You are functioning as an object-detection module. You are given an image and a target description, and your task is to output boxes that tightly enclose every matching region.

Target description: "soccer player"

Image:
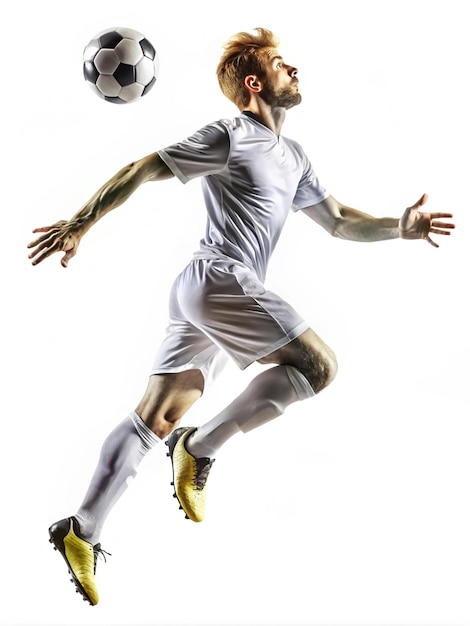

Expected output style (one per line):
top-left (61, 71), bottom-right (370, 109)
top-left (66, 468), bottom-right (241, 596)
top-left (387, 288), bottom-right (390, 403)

top-left (28, 28), bottom-right (454, 606)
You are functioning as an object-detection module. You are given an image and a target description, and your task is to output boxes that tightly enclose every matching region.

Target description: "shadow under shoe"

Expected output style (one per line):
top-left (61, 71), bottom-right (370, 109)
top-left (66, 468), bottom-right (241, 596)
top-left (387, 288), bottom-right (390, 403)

top-left (48, 516), bottom-right (109, 606)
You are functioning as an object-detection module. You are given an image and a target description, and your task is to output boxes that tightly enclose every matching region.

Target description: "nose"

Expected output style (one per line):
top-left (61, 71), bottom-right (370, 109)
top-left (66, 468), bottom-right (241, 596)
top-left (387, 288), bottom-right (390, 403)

top-left (289, 66), bottom-right (298, 78)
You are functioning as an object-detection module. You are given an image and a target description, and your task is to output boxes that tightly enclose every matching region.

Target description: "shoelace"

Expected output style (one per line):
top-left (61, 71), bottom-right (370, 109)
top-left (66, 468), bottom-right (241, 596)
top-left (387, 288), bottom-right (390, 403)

top-left (93, 544), bottom-right (112, 574)
top-left (193, 458), bottom-right (214, 490)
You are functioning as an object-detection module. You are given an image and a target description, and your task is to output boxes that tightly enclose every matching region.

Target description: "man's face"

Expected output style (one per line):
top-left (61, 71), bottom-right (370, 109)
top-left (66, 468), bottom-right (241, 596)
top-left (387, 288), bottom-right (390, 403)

top-left (260, 49), bottom-right (301, 109)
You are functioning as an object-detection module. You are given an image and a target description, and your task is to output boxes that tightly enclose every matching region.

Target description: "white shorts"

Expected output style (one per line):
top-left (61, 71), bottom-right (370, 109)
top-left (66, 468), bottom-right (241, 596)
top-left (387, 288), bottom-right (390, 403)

top-left (150, 259), bottom-right (309, 383)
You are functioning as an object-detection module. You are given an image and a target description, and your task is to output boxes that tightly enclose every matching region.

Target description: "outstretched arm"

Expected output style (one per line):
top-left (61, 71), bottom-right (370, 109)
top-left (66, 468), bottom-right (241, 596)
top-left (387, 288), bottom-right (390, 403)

top-left (302, 193), bottom-right (454, 247)
top-left (28, 152), bottom-right (174, 267)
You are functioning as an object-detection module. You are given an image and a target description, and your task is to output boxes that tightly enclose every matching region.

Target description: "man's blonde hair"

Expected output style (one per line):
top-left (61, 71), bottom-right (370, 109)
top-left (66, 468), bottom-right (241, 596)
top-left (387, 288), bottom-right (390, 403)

top-left (216, 28), bottom-right (280, 109)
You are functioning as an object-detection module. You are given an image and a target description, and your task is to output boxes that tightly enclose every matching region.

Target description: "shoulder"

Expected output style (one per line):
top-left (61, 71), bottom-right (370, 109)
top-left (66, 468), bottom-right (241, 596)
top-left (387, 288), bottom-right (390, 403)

top-left (282, 135), bottom-right (307, 155)
top-left (191, 115), bottom-right (255, 147)
top-left (207, 116), bottom-right (250, 136)
top-left (171, 119), bottom-right (231, 151)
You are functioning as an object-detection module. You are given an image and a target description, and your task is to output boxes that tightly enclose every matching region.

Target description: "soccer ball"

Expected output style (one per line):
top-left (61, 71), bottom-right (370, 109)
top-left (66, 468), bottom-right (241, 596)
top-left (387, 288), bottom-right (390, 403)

top-left (83, 27), bottom-right (158, 104)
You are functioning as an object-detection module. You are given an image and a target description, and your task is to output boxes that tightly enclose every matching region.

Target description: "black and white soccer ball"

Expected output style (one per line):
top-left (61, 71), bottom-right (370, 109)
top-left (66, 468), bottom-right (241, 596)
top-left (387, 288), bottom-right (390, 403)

top-left (83, 27), bottom-right (159, 104)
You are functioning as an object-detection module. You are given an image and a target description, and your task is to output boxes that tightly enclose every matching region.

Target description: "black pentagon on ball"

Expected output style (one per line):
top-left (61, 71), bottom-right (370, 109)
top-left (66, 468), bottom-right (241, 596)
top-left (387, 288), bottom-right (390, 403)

top-left (105, 95), bottom-right (127, 104)
top-left (99, 31), bottom-right (124, 49)
top-left (83, 38), bottom-right (100, 63)
top-left (140, 38), bottom-right (156, 60)
top-left (83, 60), bottom-right (100, 84)
top-left (114, 63), bottom-right (136, 87)
top-left (142, 76), bottom-right (156, 95)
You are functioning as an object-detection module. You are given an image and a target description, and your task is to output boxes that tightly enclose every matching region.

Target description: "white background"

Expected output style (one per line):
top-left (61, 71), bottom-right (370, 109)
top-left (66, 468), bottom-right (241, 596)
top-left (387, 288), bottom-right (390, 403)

top-left (2, 1), bottom-right (469, 625)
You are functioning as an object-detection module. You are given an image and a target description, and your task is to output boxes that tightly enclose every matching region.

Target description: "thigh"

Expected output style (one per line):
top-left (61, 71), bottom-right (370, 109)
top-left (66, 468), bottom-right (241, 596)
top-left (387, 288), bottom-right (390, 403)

top-left (259, 328), bottom-right (338, 391)
top-left (150, 315), bottom-right (227, 385)
top-left (150, 263), bottom-right (229, 385)
top-left (178, 260), bottom-right (310, 370)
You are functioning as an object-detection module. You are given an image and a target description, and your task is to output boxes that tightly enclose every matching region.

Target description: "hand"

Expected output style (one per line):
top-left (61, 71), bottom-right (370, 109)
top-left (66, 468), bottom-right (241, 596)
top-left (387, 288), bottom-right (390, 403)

top-left (27, 220), bottom-right (83, 267)
top-left (399, 193), bottom-right (454, 248)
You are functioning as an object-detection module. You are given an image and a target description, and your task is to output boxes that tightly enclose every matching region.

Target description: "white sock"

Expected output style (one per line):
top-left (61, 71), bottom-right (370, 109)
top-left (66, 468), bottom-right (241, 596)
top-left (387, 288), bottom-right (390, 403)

top-left (74, 411), bottom-right (159, 544)
top-left (187, 365), bottom-right (314, 459)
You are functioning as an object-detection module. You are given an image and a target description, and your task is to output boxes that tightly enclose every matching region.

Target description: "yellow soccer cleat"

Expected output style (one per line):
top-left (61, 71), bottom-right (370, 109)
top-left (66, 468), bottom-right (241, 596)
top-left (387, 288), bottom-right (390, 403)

top-left (48, 517), bottom-right (109, 606)
top-left (166, 427), bottom-right (215, 523)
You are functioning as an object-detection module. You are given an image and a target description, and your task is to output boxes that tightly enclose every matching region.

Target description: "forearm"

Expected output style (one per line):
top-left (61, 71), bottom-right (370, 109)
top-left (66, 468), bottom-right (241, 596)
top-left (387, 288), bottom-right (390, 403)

top-left (69, 152), bottom-right (171, 233)
top-left (333, 207), bottom-right (399, 242)
top-left (302, 196), bottom-right (400, 242)
top-left (28, 152), bottom-right (173, 268)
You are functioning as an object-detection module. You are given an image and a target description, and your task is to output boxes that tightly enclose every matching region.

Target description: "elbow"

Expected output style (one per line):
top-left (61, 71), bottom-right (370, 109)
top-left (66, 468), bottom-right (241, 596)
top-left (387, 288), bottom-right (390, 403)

top-left (331, 207), bottom-right (351, 239)
top-left (330, 219), bottom-right (345, 239)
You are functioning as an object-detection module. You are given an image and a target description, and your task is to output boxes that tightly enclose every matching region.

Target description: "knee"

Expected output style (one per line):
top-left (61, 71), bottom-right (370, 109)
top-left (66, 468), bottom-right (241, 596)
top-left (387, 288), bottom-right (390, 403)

top-left (135, 371), bottom-right (203, 438)
top-left (305, 347), bottom-right (338, 393)
top-left (324, 349), bottom-right (339, 388)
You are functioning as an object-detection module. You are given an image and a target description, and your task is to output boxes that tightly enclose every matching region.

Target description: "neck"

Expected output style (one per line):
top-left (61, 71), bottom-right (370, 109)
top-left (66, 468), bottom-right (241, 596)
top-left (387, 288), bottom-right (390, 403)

top-left (242, 102), bottom-right (286, 136)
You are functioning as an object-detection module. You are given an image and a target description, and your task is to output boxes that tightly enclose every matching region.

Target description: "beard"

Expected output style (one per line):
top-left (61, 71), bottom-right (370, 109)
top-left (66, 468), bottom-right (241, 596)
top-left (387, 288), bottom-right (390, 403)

top-left (260, 81), bottom-right (302, 109)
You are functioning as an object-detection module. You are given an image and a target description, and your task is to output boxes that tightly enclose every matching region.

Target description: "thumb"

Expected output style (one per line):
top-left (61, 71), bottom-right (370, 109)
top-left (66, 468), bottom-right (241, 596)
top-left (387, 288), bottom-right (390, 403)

top-left (414, 193), bottom-right (428, 209)
top-left (61, 248), bottom-right (76, 268)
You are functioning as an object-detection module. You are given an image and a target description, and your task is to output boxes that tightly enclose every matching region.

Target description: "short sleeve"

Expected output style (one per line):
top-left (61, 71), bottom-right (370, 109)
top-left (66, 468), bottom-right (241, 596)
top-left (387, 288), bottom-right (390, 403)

top-left (158, 121), bottom-right (230, 183)
top-left (292, 156), bottom-right (329, 211)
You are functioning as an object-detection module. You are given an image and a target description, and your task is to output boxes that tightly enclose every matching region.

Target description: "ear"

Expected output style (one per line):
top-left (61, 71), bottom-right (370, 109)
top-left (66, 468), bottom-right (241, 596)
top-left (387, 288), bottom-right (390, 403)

top-left (244, 74), bottom-right (262, 94)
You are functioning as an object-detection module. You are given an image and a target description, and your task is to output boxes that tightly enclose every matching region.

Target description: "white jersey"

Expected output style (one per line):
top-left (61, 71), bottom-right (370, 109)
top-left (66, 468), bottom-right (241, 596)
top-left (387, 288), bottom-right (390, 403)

top-left (159, 112), bottom-right (329, 281)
